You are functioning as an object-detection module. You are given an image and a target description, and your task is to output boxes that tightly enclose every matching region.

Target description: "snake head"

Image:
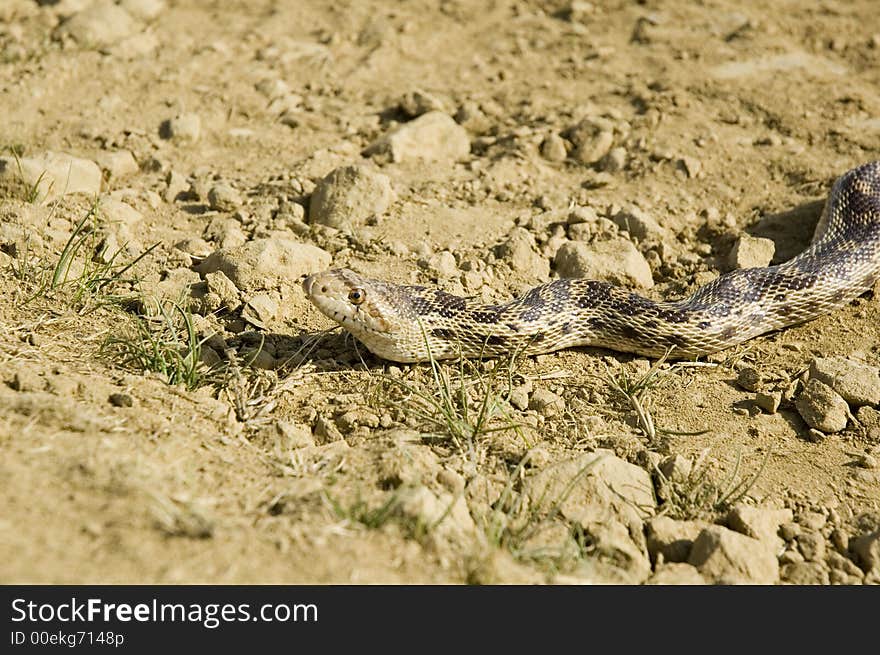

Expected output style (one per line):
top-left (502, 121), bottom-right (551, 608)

top-left (303, 268), bottom-right (423, 361)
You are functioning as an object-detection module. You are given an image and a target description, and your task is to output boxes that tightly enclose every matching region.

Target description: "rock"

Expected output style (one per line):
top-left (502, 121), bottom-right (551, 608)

top-left (174, 237), bottom-right (213, 259)
top-left (495, 228), bottom-right (550, 279)
top-left (540, 133), bottom-right (568, 162)
top-left (727, 505), bottom-right (792, 552)
top-left (795, 378), bottom-right (850, 433)
top-left (611, 206), bottom-right (666, 241)
top-left (728, 234), bottom-right (775, 269)
top-left (781, 561), bottom-right (830, 585)
top-left (309, 164), bottom-right (394, 229)
top-left (395, 486), bottom-right (476, 543)
top-left (756, 390), bottom-right (782, 413)
top-left (118, 0), bottom-right (166, 22)
top-left (468, 550), bottom-right (543, 585)
top-left (160, 113), bottom-right (201, 143)
top-left (268, 420), bottom-right (315, 449)
top-left (108, 392), bottom-right (133, 408)
top-left (851, 530), bottom-right (880, 572)
top-left (0, 151), bottom-right (102, 203)
top-left (645, 515), bottom-right (707, 563)
top-left (601, 147), bottom-right (628, 173)
top-left (399, 89), bottom-right (447, 118)
top-left (56, 1), bottom-right (138, 48)
top-left (528, 388), bottom-right (565, 417)
top-left (196, 238), bottom-right (331, 292)
top-left (204, 270), bottom-right (240, 310)
top-left (658, 454), bottom-right (692, 483)
top-left (827, 550), bottom-right (865, 582)
top-left (164, 169), bottom-right (189, 203)
top-left (796, 531), bottom-right (826, 562)
top-left (241, 293), bottom-right (278, 327)
top-left (207, 184), bottom-right (242, 212)
top-left (645, 563), bottom-right (707, 585)
top-left (524, 451), bottom-right (655, 582)
top-left (204, 216), bottom-right (247, 249)
top-left (688, 525), bottom-right (779, 584)
top-left (108, 31), bottom-right (158, 59)
top-left (509, 383), bottom-right (531, 411)
top-left (565, 118), bottom-right (614, 164)
top-left (735, 368), bottom-right (762, 393)
top-left (314, 415), bottom-right (344, 443)
top-left (808, 356), bottom-right (880, 407)
top-left (154, 267), bottom-right (200, 303)
top-left (99, 198), bottom-right (143, 226)
top-left (364, 111), bottom-right (470, 162)
top-left (678, 156), bottom-right (702, 179)
top-left (94, 150), bottom-right (139, 180)
top-left (425, 250), bottom-right (458, 278)
top-left (857, 405), bottom-right (880, 431)
top-left (554, 238), bottom-right (654, 288)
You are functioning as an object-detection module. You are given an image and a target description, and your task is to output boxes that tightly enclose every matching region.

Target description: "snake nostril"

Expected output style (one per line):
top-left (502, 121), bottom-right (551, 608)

top-left (321, 286), bottom-right (328, 293)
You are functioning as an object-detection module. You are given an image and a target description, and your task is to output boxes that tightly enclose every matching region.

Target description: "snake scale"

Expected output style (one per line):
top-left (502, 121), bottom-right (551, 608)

top-left (303, 161), bottom-right (880, 363)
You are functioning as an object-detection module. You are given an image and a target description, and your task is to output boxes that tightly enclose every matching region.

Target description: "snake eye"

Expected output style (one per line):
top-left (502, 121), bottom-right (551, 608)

top-left (348, 287), bottom-right (366, 305)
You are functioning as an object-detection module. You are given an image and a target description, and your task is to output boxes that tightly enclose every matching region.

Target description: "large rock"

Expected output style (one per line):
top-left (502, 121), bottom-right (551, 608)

top-left (196, 239), bottom-right (331, 292)
top-left (688, 525), bottom-right (779, 584)
top-left (851, 530), bottom-right (880, 573)
top-left (364, 111), bottom-right (470, 162)
top-left (726, 504), bottom-right (792, 553)
top-left (0, 151), bottom-right (102, 203)
top-left (795, 378), bottom-right (850, 434)
top-left (645, 515), bottom-right (708, 563)
top-left (524, 451), bottom-right (655, 582)
top-left (554, 237), bottom-right (654, 288)
top-left (809, 356), bottom-right (880, 407)
top-left (309, 164), bottom-right (394, 229)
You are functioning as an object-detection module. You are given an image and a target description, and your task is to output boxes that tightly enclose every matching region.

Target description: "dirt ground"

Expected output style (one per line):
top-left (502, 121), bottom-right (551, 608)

top-left (1, 0), bottom-right (879, 584)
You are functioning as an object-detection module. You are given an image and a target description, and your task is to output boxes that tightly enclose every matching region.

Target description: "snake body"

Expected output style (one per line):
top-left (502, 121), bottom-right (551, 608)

top-left (303, 161), bottom-right (880, 363)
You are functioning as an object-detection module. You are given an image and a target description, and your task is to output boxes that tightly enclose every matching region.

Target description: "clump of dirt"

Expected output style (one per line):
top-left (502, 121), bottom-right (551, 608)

top-left (1, 0), bottom-right (879, 584)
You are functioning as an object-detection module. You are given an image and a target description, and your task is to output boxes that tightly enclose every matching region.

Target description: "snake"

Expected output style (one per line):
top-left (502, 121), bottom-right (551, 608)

top-left (303, 161), bottom-right (880, 363)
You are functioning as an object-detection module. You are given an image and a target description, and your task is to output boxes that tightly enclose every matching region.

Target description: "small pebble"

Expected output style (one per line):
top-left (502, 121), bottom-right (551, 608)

top-left (108, 392), bottom-right (133, 407)
top-left (540, 134), bottom-right (568, 162)
top-left (736, 366), bottom-right (763, 392)
top-left (160, 113), bottom-right (201, 142)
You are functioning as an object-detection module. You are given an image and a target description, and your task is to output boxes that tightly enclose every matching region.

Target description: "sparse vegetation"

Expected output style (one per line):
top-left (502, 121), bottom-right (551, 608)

top-left (653, 448), bottom-right (771, 520)
top-left (102, 299), bottom-right (209, 390)
top-left (369, 334), bottom-right (526, 459)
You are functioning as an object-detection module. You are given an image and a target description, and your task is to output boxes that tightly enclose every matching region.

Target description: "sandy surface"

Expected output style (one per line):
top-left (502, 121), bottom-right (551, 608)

top-left (1, 0), bottom-right (878, 584)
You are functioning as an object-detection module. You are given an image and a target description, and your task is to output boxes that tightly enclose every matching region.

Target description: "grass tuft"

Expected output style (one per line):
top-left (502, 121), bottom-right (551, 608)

top-left (370, 331), bottom-right (526, 459)
top-left (653, 447), bottom-right (770, 520)
top-left (102, 299), bottom-right (210, 390)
